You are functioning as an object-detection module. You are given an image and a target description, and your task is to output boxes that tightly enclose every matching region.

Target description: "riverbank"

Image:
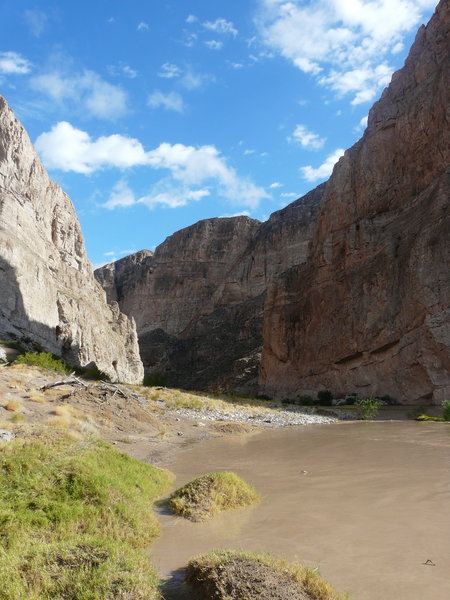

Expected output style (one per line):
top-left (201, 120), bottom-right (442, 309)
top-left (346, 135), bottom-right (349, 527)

top-left (0, 363), bottom-right (337, 466)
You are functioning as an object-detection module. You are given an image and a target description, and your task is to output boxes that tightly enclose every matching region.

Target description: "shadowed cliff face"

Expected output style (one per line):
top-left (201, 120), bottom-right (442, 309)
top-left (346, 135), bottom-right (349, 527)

top-left (0, 96), bottom-right (144, 383)
top-left (261, 0), bottom-right (450, 404)
top-left (96, 0), bottom-right (449, 402)
top-left (96, 192), bottom-right (323, 393)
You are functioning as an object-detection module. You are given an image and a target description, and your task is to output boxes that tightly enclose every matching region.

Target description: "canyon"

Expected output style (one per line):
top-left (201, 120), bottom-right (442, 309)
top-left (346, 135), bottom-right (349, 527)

top-left (96, 0), bottom-right (449, 404)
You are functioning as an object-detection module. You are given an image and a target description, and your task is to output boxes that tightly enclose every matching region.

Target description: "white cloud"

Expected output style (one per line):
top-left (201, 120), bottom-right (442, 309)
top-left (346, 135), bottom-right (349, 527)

top-left (203, 18), bottom-right (238, 37)
top-left (30, 70), bottom-right (127, 119)
top-left (280, 192), bottom-right (298, 198)
top-left (355, 115), bottom-right (368, 131)
top-left (300, 148), bottom-right (345, 182)
top-left (269, 182), bottom-right (282, 188)
top-left (108, 63), bottom-right (138, 79)
top-left (244, 149), bottom-right (255, 155)
top-left (0, 51), bottom-right (32, 74)
top-left (147, 90), bottom-right (184, 112)
top-left (181, 69), bottom-right (214, 90)
top-left (230, 62), bottom-right (244, 69)
top-left (137, 22), bottom-right (149, 31)
top-left (186, 14), bottom-right (198, 24)
top-left (290, 124), bottom-right (325, 150)
top-left (35, 122), bottom-right (148, 174)
top-left (204, 40), bottom-right (224, 50)
top-left (256, 0), bottom-right (435, 103)
top-left (158, 63), bottom-right (182, 78)
top-left (24, 9), bottom-right (48, 37)
top-left (35, 122), bottom-right (269, 209)
top-left (219, 211), bottom-right (252, 217)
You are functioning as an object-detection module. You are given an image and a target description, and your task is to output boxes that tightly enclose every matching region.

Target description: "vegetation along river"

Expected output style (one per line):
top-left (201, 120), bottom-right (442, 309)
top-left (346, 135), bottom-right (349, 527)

top-left (151, 421), bottom-right (450, 600)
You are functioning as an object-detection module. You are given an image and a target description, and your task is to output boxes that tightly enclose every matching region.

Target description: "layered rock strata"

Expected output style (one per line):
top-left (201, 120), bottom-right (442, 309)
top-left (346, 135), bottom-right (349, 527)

top-left (0, 96), bottom-right (143, 383)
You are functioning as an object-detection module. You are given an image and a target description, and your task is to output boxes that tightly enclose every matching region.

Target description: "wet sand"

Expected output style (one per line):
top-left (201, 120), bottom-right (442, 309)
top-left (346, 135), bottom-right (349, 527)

top-left (151, 421), bottom-right (450, 600)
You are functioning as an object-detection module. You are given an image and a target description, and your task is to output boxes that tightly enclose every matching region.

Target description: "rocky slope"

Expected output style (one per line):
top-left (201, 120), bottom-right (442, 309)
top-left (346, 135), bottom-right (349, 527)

top-left (0, 96), bottom-right (143, 383)
top-left (97, 0), bottom-right (449, 402)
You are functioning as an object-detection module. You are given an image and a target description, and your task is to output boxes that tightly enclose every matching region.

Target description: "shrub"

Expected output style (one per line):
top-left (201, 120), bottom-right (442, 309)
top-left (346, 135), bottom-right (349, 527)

top-left (169, 472), bottom-right (260, 522)
top-left (317, 390), bottom-right (333, 405)
top-left (15, 352), bottom-right (69, 374)
top-left (255, 394), bottom-right (271, 401)
top-left (442, 400), bottom-right (450, 421)
top-left (143, 373), bottom-right (167, 387)
top-left (297, 394), bottom-right (315, 406)
top-left (356, 397), bottom-right (383, 420)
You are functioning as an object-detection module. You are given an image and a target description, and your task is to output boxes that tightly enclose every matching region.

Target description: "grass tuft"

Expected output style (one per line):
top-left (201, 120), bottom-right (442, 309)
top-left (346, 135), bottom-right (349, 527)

top-left (169, 471), bottom-right (260, 522)
top-left (186, 550), bottom-right (348, 600)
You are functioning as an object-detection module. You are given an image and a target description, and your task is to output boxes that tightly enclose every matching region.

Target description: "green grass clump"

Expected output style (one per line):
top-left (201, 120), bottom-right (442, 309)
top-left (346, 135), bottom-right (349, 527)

top-left (0, 431), bottom-right (171, 599)
top-left (415, 414), bottom-right (446, 422)
top-left (169, 472), bottom-right (260, 522)
top-left (355, 397), bottom-right (383, 419)
top-left (186, 549), bottom-right (348, 600)
top-left (15, 352), bottom-right (69, 374)
top-left (442, 400), bottom-right (450, 421)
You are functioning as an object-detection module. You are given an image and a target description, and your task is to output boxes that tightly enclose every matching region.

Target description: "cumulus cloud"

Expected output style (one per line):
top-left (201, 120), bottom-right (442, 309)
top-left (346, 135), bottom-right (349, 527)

top-left (256, 0), bottom-right (435, 103)
top-left (157, 63), bottom-right (182, 78)
top-left (30, 70), bottom-right (127, 119)
top-left (186, 14), bottom-right (198, 24)
top-left (0, 51), bottom-right (32, 74)
top-left (269, 182), bottom-right (283, 188)
top-left (35, 122), bottom-right (148, 174)
top-left (181, 69), bottom-right (214, 90)
top-left (137, 22), bottom-right (149, 31)
top-left (35, 122), bottom-right (269, 209)
top-left (300, 148), bottom-right (345, 182)
top-left (290, 124), bottom-right (325, 150)
top-left (147, 90), bottom-right (184, 112)
top-left (203, 17), bottom-right (238, 37)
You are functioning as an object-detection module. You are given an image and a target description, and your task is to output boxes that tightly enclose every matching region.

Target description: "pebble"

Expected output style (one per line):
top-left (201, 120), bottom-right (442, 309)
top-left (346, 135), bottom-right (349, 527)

top-left (169, 406), bottom-right (336, 427)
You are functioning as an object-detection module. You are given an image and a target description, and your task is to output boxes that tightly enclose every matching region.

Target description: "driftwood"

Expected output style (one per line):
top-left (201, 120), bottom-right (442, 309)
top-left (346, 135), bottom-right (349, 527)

top-left (39, 374), bottom-right (89, 391)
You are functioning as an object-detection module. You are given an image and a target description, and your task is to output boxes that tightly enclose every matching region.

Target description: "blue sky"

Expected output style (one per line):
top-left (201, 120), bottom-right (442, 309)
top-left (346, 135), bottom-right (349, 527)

top-left (0, 0), bottom-right (436, 267)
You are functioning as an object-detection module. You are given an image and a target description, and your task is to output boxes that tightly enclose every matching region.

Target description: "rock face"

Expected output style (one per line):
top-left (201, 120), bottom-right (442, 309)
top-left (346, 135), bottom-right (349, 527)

top-left (261, 0), bottom-right (450, 404)
top-left (96, 0), bottom-right (449, 402)
top-left (0, 96), bottom-right (143, 383)
top-left (96, 191), bottom-right (322, 392)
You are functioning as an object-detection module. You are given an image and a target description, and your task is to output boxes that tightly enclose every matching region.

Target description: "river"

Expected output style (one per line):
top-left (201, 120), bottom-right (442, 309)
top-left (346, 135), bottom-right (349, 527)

top-left (151, 421), bottom-right (450, 599)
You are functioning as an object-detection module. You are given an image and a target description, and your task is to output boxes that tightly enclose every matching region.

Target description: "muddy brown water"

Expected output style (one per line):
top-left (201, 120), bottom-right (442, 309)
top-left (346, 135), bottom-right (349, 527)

top-left (151, 422), bottom-right (450, 600)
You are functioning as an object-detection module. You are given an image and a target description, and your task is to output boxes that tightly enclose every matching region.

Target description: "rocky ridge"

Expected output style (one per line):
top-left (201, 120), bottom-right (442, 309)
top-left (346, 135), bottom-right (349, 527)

top-left (96, 1), bottom-right (449, 403)
top-left (0, 96), bottom-right (143, 383)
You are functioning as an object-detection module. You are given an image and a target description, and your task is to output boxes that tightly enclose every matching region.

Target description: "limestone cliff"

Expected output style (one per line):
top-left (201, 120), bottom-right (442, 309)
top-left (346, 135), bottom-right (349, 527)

top-left (0, 96), bottom-right (143, 383)
top-left (261, 0), bottom-right (449, 404)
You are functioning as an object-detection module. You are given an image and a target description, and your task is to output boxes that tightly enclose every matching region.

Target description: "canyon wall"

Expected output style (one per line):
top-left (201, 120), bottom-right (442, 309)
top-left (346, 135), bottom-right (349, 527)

top-left (0, 96), bottom-right (143, 383)
top-left (95, 189), bottom-right (322, 392)
top-left (261, 0), bottom-right (449, 403)
top-left (97, 0), bottom-right (449, 402)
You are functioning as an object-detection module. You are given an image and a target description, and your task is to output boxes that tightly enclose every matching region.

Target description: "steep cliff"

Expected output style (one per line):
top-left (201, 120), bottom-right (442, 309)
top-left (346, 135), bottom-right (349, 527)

top-left (261, 0), bottom-right (449, 404)
top-left (0, 96), bottom-right (144, 383)
top-left (96, 191), bottom-right (322, 391)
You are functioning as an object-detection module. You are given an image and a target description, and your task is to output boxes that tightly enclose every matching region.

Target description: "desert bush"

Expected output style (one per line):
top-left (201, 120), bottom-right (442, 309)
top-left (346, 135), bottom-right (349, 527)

top-left (356, 397), bottom-right (383, 420)
top-left (297, 394), bottom-right (315, 405)
top-left (15, 352), bottom-right (69, 374)
top-left (317, 390), bottom-right (333, 405)
top-left (441, 400), bottom-right (450, 421)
